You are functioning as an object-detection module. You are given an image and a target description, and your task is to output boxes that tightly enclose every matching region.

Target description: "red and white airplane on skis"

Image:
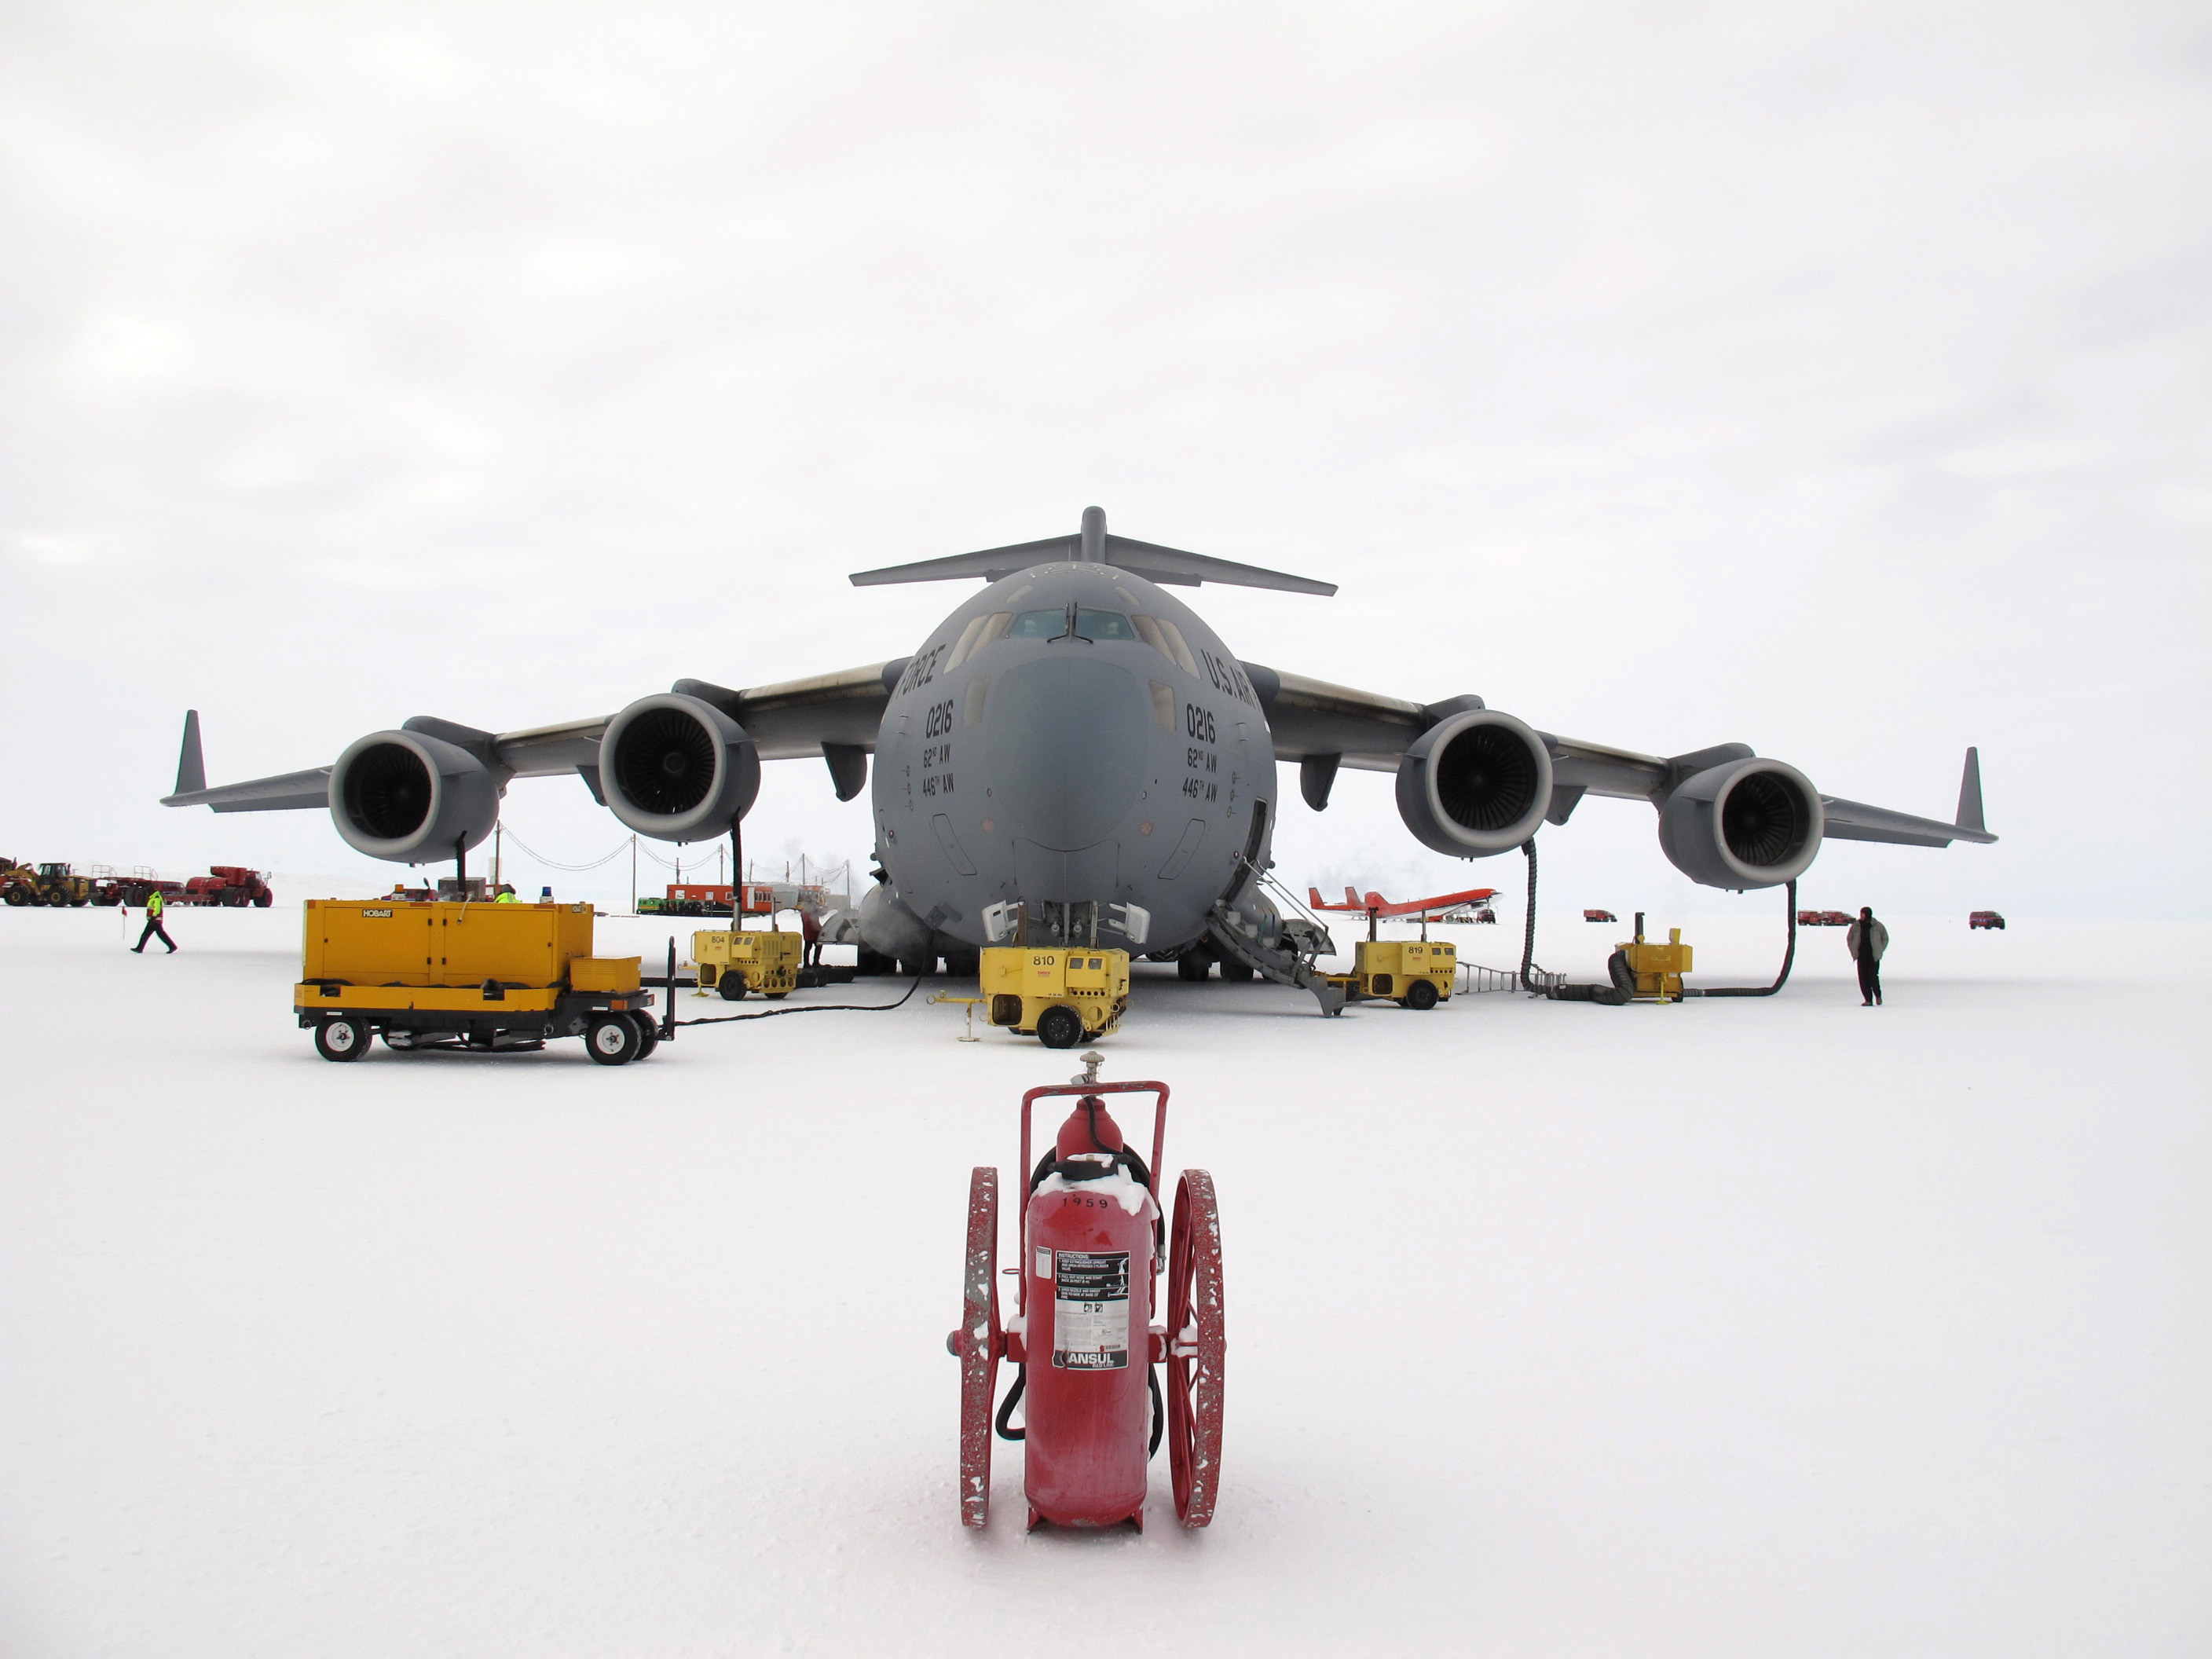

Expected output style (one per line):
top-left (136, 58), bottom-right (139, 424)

top-left (1307, 884), bottom-right (1498, 920)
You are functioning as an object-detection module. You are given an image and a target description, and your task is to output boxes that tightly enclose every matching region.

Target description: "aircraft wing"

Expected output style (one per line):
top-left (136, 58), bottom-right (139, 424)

top-left (163, 660), bottom-right (903, 814)
top-left (1243, 659), bottom-right (1996, 848)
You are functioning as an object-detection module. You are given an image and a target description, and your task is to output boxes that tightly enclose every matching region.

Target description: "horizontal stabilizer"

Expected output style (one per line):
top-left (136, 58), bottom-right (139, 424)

top-left (850, 507), bottom-right (1335, 596)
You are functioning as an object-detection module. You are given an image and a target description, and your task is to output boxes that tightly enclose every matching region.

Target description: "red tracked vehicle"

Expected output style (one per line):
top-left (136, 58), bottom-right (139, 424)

top-left (950, 1058), bottom-right (1225, 1532)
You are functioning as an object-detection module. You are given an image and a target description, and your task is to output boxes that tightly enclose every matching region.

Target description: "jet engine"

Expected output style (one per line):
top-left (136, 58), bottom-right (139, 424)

top-left (330, 730), bottom-right (500, 863)
top-left (599, 692), bottom-right (760, 842)
top-left (1394, 709), bottom-right (1554, 858)
top-left (1658, 756), bottom-right (1824, 889)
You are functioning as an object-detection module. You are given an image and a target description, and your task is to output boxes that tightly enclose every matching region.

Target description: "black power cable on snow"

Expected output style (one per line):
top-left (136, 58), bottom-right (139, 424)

top-left (674, 972), bottom-right (927, 1025)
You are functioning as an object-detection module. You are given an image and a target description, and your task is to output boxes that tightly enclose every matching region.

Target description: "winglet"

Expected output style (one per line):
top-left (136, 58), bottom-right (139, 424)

top-left (1956, 747), bottom-right (1985, 833)
top-left (175, 710), bottom-right (207, 797)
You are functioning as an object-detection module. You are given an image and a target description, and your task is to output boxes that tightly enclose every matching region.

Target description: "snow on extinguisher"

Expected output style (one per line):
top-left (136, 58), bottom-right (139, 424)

top-left (948, 1052), bottom-right (1225, 1530)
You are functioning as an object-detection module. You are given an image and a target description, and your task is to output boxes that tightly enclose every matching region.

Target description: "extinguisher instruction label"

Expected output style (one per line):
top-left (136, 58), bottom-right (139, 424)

top-left (1050, 1249), bottom-right (1130, 1371)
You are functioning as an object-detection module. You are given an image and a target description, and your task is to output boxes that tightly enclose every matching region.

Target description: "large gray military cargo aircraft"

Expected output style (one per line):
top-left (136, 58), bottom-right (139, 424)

top-left (165, 507), bottom-right (1993, 1005)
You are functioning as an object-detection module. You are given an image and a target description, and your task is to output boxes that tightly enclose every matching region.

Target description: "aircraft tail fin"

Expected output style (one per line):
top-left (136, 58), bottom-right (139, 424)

top-left (175, 710), bottom-right (206, 797)
top-left (1956, 747), bottom-right (1985, 833)
top-left (1344, 885), bottom-right (1361, 907)
top-left (849, 507), bottom-right (1336, 596)
top-left (1307, 886), bottom-right (1328, 908)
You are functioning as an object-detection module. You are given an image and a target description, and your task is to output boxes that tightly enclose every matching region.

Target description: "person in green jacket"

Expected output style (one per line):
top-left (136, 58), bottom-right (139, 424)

top-left (133, 888), bottom-right (178, 954)
top-left (494, 884), bottom-right (518, 903)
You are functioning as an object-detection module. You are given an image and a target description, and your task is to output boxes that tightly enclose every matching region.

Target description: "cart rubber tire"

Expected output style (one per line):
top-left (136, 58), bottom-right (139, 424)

top-left (629, 1013), bottom-right (660, 1059)
top-left (1035, 1004), bottom-right (1084, 1049)
top-left (719, 973), bottom-right (749, 1002)
top-left (955, 1166), bottom-right (1001, 1528)
top-left (586, 1013), bottom-right (640, 1065)
top-left (763, 991), bottom-right (789, 1001)
top-left (1405, 978), bottom-right (1440, 1011)
top-left (1166, 1169), bottom-right (1225, 1529)
top-left (316, 1017), bottom-right (369, 1062)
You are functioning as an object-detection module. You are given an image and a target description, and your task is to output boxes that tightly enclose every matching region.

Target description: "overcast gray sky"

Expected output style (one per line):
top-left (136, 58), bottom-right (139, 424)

top-left (3, 0), bottom-right (2204, 917)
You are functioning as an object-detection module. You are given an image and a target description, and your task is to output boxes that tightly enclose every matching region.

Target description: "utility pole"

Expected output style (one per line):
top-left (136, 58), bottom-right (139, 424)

top-left (492, 822), bottom-right (503, 892)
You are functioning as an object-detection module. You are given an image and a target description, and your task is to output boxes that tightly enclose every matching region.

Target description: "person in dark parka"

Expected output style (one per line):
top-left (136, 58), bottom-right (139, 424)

top-left (1846, 906), bottom-right (1888, 1005)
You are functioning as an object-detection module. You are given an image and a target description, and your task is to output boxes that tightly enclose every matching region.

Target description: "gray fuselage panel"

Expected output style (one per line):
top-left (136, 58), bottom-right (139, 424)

top-left (870, 562), bottom-right (1273, 953)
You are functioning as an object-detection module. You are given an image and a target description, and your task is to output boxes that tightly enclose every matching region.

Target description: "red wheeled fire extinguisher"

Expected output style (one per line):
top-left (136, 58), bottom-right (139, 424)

top-left (950, 1057), bottom-right (1225, 1530)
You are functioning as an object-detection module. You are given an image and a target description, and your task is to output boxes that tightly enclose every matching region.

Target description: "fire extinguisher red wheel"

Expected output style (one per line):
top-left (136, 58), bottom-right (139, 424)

top-left (1166, 1168), bottom-right (1225, 1529)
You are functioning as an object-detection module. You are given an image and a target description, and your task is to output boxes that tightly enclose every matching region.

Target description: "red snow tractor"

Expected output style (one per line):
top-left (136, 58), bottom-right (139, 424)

top-left (950, 1059), bottom-right (1225, 1532)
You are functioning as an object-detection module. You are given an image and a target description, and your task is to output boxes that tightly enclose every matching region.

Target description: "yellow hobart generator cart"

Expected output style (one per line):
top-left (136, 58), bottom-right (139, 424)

top-left (1324, 937), bottom-right (1456, 1010)
top-left (691, 926), bottom-right (803, 1001)
top-left (980, 947), bottom-right (1130, 1048)
top-left (296, 899), bottom-right (658, 1064)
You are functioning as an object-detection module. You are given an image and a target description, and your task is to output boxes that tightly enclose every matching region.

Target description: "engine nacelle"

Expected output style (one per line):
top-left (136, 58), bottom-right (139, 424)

top-left (1658, 757), bottom-right (1824, 889)
top-left (330, 731), bottom-right (500, 863)
top-left (1394, 709), bottom-right (1554, 858)
top-left (599, 693), bottom-right (760, 843)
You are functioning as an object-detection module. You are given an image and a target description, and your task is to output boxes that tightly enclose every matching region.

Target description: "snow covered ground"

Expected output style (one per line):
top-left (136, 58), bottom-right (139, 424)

top-left (2, 905), bottom-right (2206, 1657)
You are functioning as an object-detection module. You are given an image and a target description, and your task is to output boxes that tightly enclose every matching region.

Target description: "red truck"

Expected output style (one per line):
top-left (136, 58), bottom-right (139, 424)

top-left (174, 866), bottom-right (274, 907)
top-left (1968, 910), bottom-right (2006, 930)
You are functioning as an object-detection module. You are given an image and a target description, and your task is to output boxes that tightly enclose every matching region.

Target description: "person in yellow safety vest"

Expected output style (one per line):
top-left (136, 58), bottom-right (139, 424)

top-left (133, 888), bottom-right (178, 954)
top-left (494, 884), bottom-right (518, 903)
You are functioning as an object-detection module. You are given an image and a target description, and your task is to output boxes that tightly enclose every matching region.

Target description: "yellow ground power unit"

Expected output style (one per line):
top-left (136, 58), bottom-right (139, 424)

top-left (980, 946), bottom-right (1130, 1048)
top-left (295, 899), bottom-right (657, 1065)
top-left (1324, 937), bottom-right (1456, 1010)
top-left (1619, 926), bottom-right (1693, 1002)
top-left (691, 927), bottom-right (804, 1001)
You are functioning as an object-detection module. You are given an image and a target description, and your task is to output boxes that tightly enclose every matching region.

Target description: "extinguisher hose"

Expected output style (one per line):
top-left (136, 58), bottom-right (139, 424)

top-left (993, 1364), bottom-right (1166, 1457)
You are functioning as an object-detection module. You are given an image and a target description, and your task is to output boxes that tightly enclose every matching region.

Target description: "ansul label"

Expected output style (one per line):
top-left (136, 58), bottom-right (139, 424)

top-left (1050, 1249), bottom-right (1130, 1371)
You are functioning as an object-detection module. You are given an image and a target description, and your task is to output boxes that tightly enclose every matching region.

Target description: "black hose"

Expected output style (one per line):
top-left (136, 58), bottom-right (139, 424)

top-left (1518, 838), bottom-right (1540, 991)
top-left (675, 972), bottom-right (925, 1026)
top-left (1686, 878), bottom-right (1798, 997)
top-left (1149, 1365), bottom-right (1164, 1458)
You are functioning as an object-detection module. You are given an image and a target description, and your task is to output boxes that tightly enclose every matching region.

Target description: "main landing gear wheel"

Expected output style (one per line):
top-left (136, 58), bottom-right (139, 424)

top-left (954, 1166), bottom-right (1001, 1528)
top-left (1166, 1169), bottom-right (1225, 1528)
top-left (1035, 1005), bottom-right (1085, 1049)
top-left (1217, 957), bottom-right (1254, 984)
top-left (1177, 950), bottom-right (1210, 982)
top-left (586, 1013), bottom-right (639, 1064)
top-left (315, 1016), bottom-right (368, 1062)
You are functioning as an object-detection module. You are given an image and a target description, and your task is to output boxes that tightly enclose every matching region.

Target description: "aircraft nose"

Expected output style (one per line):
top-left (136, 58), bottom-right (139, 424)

top-left (987, 656), bottom-right (1149, 850)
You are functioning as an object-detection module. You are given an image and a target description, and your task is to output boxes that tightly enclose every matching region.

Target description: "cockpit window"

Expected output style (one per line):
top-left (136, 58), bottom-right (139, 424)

top-left (1075, 609), bottom-right (1137, 641)
top-left (1005, 606), bottom-right (1141, 643)
top-left (1135, 614), bottom-right (1199, 675)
